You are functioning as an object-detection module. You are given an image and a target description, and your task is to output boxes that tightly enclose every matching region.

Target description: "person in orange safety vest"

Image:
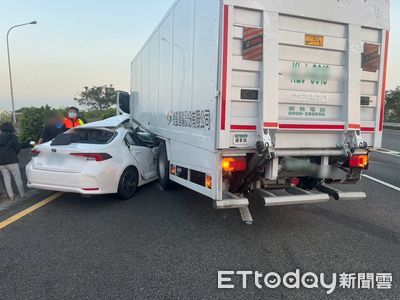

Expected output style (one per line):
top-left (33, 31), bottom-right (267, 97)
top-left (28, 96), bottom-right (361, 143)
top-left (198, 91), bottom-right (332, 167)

top-left (64, 107), bottom-right (84, 129)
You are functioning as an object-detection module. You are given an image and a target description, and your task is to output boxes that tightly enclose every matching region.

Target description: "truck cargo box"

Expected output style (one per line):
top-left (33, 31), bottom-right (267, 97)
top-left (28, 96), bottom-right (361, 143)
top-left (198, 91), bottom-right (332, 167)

top-left (131, 0), bottom-right (389, 151)
top-left (126, 0), bottom-right (390, 211)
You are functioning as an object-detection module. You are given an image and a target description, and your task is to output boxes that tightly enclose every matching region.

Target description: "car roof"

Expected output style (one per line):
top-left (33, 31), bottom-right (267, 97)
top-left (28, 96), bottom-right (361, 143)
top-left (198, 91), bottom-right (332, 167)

top-left (79, 114), bottom-right (131, 129)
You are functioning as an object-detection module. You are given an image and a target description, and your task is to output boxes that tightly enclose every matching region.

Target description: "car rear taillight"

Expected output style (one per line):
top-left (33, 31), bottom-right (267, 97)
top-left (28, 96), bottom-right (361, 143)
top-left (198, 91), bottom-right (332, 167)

top-left (70, 153), bottom-right (112, 161)
top-left (349, 155), bottom-right (369, 169)
top-left (222, 157), bottom-right (247, 172)
top-left (31, 149), bottom-right (40, 157)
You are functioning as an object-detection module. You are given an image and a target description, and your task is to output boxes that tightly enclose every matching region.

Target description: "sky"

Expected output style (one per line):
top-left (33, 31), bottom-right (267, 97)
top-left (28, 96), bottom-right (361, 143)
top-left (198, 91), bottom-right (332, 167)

top-left (0, 0), bottom-right (399, 111)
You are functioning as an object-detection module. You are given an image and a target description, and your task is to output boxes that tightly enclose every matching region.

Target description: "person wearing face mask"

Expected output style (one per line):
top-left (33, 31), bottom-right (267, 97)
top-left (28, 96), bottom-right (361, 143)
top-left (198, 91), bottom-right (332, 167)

top-left (38, 113), bottom-right (67, 144)
top-left (63, 107), bottom-right (84, 129)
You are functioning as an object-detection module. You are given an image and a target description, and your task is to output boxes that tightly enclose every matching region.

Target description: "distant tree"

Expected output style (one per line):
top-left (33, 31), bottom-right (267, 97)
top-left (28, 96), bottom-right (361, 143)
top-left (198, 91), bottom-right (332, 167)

top-left (101, 108), bottom-right (117, 120)
top-left (80, 108), bottom-right (116, 123)
top-left (19, 105), bottom-right (53, 142)
top-left (0, 111), bottom-right (12, 124)
top-left (15, 107), bottom-right (34, 114)
top-left (74, 85), bottom-right (117, 111)
top-left (385, 86), bottom-right (400, 123)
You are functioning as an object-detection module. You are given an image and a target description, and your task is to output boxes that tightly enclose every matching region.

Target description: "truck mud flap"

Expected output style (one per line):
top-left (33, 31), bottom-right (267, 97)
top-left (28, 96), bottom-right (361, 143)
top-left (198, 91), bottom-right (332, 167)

top-left (317, 184), bottom-right (367, 201)
top-left (254, 187), bottom-right (330, 207)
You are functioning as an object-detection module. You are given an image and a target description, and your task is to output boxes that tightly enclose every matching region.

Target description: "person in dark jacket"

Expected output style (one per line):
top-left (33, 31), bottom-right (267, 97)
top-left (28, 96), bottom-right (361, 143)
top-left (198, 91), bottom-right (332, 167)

top-left (38, 113), bottom-right (67, 144)
top-left (0, 122), bottom-right (25, 200)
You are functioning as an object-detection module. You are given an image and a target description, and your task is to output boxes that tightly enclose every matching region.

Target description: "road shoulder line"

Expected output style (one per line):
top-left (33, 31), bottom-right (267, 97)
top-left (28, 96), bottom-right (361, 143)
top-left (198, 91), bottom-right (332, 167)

top-left (0, 192), bottom-right (63, 230)
top-left (374, 148), bottom-right (400, 157)
top-left (363, 174), bottom-right (400, 193)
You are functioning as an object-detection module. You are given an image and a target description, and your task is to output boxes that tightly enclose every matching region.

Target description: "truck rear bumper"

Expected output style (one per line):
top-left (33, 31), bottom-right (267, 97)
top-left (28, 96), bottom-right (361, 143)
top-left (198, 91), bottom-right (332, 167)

top-left (215, 184), bottom-right (367, 211)
top-left (317, 184), bottom-right (367, 201)
top-left (254, 187), bottom-right (329, 206)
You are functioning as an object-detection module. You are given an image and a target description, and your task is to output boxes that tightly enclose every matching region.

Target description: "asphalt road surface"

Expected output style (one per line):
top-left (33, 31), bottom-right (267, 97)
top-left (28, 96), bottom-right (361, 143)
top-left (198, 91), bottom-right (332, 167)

top-left (1, 131), bottom-right (400, 299)
top-left (382, 129), bottom-right (400, 152)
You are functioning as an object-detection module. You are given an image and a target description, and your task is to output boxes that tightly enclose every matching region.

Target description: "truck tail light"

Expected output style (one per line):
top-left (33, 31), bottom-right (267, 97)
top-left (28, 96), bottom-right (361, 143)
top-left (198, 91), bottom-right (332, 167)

top-left (222, 157), bottom-right (247, 172)
top-left (291, 178), bottom-right (300, 186)
top-left (70, 153), bottom-right (112, 162)
top-left (31, 149), bottom-right (40, 157)
top-left (170, 165), bottom-right (177, 175)
top-left (349, 155), bottom-right (369, 168)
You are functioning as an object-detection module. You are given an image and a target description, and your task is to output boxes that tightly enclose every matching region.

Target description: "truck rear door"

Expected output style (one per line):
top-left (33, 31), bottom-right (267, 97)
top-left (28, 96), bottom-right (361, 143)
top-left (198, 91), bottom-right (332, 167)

top-left (218, 4), bottom-right (388, 150)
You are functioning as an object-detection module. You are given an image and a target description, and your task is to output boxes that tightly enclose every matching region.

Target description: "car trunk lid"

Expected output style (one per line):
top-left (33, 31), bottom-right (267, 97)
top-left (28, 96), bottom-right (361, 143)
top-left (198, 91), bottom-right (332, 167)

top-left (32, 144), bottom-right (98, 173)
top-left (31, 127), bottom-right (117, 173)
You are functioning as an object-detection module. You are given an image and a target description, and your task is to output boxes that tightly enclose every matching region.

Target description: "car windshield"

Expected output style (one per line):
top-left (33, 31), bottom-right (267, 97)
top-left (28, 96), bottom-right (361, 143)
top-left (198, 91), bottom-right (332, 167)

top-left (131, 119), bottom-right (155, 136)
top-left (51, 128), bottom-right (117, 146)
top-left (130, 119), bottom-right (157, 141)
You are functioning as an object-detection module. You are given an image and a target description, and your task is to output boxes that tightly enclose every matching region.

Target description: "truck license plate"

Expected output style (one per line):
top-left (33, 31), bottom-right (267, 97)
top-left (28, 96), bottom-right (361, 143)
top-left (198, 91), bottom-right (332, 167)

top-left (234, 134), bottom-right (248, 145)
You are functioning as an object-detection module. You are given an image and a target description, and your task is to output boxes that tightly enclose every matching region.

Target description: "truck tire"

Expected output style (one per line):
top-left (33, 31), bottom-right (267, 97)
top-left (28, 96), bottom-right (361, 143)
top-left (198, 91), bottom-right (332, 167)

top-left (116, 167), bottom-right (138, 200)
top-left (158, 143), bottom-right (172, 189)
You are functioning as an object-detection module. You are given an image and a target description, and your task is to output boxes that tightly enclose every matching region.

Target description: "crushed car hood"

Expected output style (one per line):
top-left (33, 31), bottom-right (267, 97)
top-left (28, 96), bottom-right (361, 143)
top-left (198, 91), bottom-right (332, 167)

top-left (80, 114), bottom-right (131, 129)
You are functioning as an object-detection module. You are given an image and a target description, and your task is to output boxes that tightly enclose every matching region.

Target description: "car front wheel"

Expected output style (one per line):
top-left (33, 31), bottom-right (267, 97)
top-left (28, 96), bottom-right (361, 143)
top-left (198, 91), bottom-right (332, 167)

top-left (117, 167), bottom-right (138, 200)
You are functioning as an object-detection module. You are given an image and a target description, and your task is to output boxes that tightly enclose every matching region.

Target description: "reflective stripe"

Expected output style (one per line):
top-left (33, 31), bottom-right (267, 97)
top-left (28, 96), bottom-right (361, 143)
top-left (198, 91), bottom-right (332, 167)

top-left (64, 118), bottom-right (84, 128)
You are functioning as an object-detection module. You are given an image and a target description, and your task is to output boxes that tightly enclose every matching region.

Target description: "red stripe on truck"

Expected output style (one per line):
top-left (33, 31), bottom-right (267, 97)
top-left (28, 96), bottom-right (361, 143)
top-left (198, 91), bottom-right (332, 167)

top-left (279, 124), bottom-right (345, 130)
top-left (221, 5), bottom-right (229, 131)
top-left (230, 125), bottom-right (257, 131)
top-left (264, 122), bottom-right (279, 128)
top-left (348, 124), bottom-right (361, 129)
top-left (379, 31), bottom-right (390, 132)
top-left (361, 127), bottom-right (375, 132)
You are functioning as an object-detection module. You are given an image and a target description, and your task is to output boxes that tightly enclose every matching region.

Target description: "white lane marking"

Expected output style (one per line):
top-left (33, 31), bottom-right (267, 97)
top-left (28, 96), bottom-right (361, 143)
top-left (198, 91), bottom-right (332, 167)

top-left (374, 148), bottom-right (400, 157)
top-left (363, 174), bottom-right (400, 192)
top-left (371, 161), bottom-right (400, 170)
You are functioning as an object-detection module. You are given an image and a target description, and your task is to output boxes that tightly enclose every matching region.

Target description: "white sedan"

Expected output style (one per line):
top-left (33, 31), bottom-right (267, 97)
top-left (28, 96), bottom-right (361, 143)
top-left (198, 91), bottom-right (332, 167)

top-left (26, 115), bottom-right (159, 199)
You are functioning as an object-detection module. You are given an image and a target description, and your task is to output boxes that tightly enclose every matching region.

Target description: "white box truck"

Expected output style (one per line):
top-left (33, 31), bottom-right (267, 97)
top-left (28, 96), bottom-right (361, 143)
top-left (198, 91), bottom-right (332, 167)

top-left (118, 0), bottom-right (390, 222)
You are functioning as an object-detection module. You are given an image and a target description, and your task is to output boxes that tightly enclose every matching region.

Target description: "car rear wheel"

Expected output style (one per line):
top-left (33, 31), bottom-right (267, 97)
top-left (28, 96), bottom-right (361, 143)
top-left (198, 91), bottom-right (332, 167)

top-left (158, 143), bottom-right (172, 190)
top-left (117, 167), bottom-right (139, 200)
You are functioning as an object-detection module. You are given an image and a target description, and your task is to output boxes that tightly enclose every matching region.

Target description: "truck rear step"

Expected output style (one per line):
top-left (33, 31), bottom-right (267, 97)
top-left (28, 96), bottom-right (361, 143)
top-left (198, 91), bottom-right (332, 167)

top-left (254, 187), bottom-right (329, 207)
top-left (215, 192), bottom-right (253, 225)
top-left (317, 184), bottom-right (367, 201)
top-left (217, 186), bottom-right (366, 225)
top-left (216, 184), bottom-right (366, 209)
top-left (214, 191), bottom-right (249, 209)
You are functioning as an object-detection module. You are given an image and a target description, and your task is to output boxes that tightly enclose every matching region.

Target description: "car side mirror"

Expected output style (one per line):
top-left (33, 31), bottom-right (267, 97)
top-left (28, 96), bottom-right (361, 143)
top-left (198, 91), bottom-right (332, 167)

top-left (117, 91), bottom-right (131, 115)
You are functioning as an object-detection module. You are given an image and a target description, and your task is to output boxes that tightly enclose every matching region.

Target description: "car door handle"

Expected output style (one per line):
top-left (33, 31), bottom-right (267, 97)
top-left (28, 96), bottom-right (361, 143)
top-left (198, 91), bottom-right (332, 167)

top-left (134, 150), bottom-right (142, 155)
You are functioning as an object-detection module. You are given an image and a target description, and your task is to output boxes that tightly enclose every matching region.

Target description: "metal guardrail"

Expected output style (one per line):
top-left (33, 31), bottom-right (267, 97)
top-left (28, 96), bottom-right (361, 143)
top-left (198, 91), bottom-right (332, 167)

top-left (384, 123), bottom-right (400, 130)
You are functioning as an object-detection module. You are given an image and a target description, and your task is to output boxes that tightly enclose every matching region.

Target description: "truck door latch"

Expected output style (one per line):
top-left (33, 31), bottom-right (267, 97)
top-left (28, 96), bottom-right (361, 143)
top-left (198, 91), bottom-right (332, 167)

top-left (257, 130), bottom-right (275, 159)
